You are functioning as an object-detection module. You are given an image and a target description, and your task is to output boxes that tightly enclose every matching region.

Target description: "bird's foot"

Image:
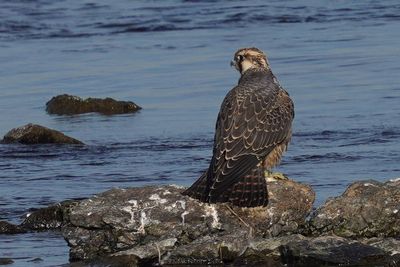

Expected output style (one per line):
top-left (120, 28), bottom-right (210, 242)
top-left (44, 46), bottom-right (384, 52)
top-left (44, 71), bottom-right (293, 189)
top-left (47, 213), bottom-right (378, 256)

top-left (264, 171), bottom-right (289, 182)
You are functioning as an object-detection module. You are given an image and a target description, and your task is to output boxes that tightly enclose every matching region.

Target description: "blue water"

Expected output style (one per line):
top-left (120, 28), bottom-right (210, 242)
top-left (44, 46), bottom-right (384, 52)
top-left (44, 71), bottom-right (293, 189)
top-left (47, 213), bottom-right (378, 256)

top-left (0, 0), bottom-right (400, 266)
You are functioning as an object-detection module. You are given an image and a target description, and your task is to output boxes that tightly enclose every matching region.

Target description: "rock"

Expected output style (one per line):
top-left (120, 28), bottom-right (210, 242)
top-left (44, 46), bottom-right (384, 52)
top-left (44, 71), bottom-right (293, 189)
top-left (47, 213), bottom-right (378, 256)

top-left (21, 200), bottom-right (80, 231)
top-left (46, 94), bottom-right (141, 115)
top-left (0, 258), bottom-right (14, 265)
top-left (1, 124), bottom-right (84, 145)
top-left (365, 237), bottom-right (400, 255)
top-left (165, 234), bottom-right (399, 266)
top-left (308, 179), bottom-right (400, 238)
top-left (0, 221), bottom-right (26, 234)
top-left (27, 258), bottom-right (43, 263)
top-left (65, 255), bottom-right (139, 267)
top-left (279, 235), bottom-right (390, 266)
top-left (16, 177), bottom-right (398, 266)
top-left (62, 180), bottom-right (314, 263)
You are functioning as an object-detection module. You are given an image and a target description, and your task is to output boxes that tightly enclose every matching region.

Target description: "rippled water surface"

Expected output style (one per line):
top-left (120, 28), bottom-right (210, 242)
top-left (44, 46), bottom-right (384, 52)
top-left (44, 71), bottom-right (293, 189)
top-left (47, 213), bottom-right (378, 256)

top-left (1, 0), bottom-right (400, 266)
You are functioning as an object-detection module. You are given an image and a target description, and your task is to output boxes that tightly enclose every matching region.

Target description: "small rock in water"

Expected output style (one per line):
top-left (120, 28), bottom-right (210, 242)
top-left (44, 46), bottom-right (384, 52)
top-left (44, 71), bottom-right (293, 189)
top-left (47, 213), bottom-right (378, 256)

top-left (0, 124), bottom-right (83, 145)
top-left (27, 258), bottom-right (43, 263)
top-left (46, 94), bottom-right (141, 115)
top-left (0, 258), bottom-right (14, 265)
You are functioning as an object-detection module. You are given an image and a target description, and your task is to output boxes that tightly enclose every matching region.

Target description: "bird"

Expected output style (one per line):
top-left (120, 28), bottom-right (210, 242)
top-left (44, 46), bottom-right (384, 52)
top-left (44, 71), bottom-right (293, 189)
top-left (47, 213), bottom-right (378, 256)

top-left (183, 47), bottom-right (294, 207)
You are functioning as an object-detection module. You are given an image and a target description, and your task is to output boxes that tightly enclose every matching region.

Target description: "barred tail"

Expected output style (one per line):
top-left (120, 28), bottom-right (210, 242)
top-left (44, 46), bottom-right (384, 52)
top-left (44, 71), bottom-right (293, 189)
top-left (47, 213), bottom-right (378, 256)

top-left (182, 171), bottom-right (209, 202)
top-left (183, 165), bottom-right (268, 207)
top-left (220, 165), bottom-right (268, 207)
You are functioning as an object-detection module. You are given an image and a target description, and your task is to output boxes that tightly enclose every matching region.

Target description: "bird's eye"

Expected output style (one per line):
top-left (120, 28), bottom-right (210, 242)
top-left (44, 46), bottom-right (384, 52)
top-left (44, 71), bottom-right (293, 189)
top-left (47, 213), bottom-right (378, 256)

top-left (236, 55), bottom-right (244, 61)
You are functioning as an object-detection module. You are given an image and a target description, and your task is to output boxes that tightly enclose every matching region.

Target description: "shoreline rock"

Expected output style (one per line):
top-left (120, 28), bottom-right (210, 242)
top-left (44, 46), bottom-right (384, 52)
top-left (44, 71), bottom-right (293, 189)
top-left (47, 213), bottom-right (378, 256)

top-left (1, 178), bottom-right (399, 266)
top-left (46, 94), bottom-right (141, 115)
top-left (21, 200), bottom-right (80, 231)
top-left (61, 180), bottom-right (315, 261)
top-left (307, 179), bottom-right (400, 238)
top-left (0, 221), bottom-right (27, 234)
top-left (0, 124), bottom-right (84, 145)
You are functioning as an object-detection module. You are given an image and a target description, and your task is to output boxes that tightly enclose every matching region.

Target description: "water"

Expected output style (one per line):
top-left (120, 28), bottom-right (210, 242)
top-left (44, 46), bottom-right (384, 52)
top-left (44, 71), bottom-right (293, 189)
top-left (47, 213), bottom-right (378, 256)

top-left (0, 0), bottom-right (399, 266)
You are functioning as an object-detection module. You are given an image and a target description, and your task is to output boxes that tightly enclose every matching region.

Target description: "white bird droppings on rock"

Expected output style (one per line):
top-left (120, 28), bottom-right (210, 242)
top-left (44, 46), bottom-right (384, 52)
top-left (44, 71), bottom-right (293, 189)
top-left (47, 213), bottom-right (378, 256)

top-left (127, 199), bottom-right (138, 207)
top-left (138, 211), bottom-right (149, 234)
top-left (181, 211), bottom-right (189, 225)
top-left (149, 194), bottom-right (167, 204)
top-left (162, 190), bottom-right (172, 195)
top-left (122, 206), bottom-right (136, 226)
top-left (175, 200), bottom-right (186, 210)
top-left (204, 205), bottom-right (221, 229)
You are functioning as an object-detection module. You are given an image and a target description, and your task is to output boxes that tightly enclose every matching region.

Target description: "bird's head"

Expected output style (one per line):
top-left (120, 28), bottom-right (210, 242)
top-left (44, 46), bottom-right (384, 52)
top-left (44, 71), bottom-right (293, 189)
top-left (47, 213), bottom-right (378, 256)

top-left (230, 47), bottom-right (269, 75)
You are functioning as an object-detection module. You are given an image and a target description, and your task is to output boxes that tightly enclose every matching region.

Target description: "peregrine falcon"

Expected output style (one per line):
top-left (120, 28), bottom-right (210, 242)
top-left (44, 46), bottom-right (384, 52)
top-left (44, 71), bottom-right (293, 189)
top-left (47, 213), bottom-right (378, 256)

top-left (183, 47), bottom-right (294, 207)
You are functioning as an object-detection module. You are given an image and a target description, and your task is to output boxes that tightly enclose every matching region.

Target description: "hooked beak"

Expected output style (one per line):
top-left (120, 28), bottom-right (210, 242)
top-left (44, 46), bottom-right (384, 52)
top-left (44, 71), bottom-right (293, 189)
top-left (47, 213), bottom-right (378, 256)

top-left (230, 60), bottom-right (236, 68)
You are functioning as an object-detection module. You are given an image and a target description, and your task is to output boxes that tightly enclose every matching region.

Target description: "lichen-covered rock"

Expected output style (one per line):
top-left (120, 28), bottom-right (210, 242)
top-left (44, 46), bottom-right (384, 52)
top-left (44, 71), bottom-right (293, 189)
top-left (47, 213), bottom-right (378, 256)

top-left (0, 221), bottom-right (26, 234)
top-left (46, 94), bottom-right (141, 115)
top-left (1, 124), bottom-right (83, 145)
top-left (62, 180), bottom-right (315, 262)
top-left (21, 200), bottom-right (80, 230)
top-left (308, 179), bottom-right (400, 238)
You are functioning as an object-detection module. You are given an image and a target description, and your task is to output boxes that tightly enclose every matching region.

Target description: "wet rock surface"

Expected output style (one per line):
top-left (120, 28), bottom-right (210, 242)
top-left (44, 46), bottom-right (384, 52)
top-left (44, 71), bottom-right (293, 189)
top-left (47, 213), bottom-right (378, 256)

top-left (0, 123), bottom-right (84, 145)
top-left (308, 179), bottom-right (400, 238)
top-left (61, 180), bottom-right (314, 262)
top-left (21, 200), bottom-right (80, 231)
top-left (46, 94), bottom-right (141, 115)
top-left (0, 221), bottom-right (26, 234)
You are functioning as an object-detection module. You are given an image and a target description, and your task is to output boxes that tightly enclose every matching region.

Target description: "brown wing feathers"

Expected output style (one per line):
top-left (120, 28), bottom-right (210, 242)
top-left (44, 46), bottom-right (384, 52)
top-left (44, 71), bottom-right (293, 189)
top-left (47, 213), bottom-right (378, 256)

top-left (184, 68), bottom-right (294, 207)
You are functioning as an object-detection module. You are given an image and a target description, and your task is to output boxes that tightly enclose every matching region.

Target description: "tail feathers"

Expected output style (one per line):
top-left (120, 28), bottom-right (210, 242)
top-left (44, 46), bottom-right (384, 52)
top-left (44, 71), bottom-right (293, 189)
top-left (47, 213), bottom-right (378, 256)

top-left (222, 165), bottom-right (268, 207)
top-left (183, 165), bottom-right (268, 207)
top-left (182, 171), bottom-right (209, 202)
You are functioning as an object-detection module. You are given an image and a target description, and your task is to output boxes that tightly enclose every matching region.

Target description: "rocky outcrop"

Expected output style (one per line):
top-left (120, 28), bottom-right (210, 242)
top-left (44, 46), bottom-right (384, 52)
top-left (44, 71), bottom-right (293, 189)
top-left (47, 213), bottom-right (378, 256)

top-left (0, 124), bottom-right (83, 145)
top-left (2, 178), bottom-right (399, 266)
top-left (308, 178), bottom-right (400, 238)
top-left (60, 179), bottom-right (400, 266)
top-left (62, 180), bottom-right (315, 262)
top-left (46, 94), bottom-right (141, 115)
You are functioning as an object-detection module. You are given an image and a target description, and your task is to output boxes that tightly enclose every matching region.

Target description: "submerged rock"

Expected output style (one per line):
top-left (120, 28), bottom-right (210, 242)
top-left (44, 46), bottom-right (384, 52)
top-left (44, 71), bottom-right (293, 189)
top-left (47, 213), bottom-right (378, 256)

top-left (62, 180), bottom-right (315, 262)
top-left (308, 179), bottom-right (400, 238)
top-left (0, 124), bottom-right (83, 145)
top-left (0, 221), bottom-right (26, 234)
top-left (46, 94), bottom-right (141, 115)
top-left (0, 258), bottom-right (14, 265)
